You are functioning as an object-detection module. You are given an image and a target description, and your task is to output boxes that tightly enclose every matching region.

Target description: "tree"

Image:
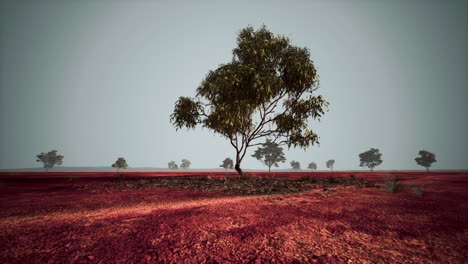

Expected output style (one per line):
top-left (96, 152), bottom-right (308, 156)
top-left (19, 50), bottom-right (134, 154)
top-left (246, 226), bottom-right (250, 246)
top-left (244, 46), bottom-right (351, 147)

top-left (359, 148), bottom-right (382, 172)
top-left (36, 150), bottom-right (64, 171)
top-left (220, 158), bottom-right (234, 172)
top-left (251, 139), bottom-right (286, 173)
top-left (180, 159), bottom-right (191, 169)
top-left (168, 161), bottom-right (178, 169)
top-left (326, 160), bottom-right (335, 171)
top-left (290, 161), bottom-right (301, 170)
top-left (415, 150), bottom-right (436, 174)
top-left (170, 25), bottom-right (328, 176)
top-left (307, 162), bottom-right (317, 170)
top-left (112, 157), bottom-right (128, 171)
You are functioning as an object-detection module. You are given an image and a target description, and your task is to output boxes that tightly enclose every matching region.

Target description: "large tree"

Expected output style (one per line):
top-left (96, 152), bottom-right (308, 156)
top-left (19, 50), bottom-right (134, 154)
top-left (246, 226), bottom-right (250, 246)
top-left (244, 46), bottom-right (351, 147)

top-left (36, 150), bottom-right (64, 171)
top-left (415, 150), bottom-right (436, 174)
top-left (180, 159), bottom-right (191, 169)
top-left (112, 157), bottom-right (128, 171)
top-left (251, 139), bottom-right (286, 173)
top-left (326, 159), bottom-right (335, 172)
top-left (220, 158), bottom-right (234, 172)
top-left (290, 161), bottom-right (301, 170)
top-left (170, 26), bottom-right (328, 176)
top-left (359, 148), bottom-right (382, 172)
top-left (307, 162), bottom-right (317, 170)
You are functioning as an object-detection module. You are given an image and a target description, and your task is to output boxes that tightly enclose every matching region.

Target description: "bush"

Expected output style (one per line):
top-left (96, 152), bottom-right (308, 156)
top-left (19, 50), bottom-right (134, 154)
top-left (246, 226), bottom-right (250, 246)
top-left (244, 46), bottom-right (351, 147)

top-left (383, 176), bottom-right (401, 194)
top-left (410, 184), bottom-right (425, 197)
top-left (68, 176), bottom-right (80, 181)
top-left (297, 176), bottom-right (318, 183)
top-left (115, 174), bottom-right (125, 181)
top-left (199, 175), bottom-right (210, 181)
top-left (327, 176), bottom-right (338, 184)
top-left (6, 172), bottom-right (19, 177)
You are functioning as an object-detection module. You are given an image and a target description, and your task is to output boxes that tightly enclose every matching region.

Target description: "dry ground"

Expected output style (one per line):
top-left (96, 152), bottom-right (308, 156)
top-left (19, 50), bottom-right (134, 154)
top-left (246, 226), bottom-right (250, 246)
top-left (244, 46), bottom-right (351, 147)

top-left (0, 172), bottom-right (467, 263)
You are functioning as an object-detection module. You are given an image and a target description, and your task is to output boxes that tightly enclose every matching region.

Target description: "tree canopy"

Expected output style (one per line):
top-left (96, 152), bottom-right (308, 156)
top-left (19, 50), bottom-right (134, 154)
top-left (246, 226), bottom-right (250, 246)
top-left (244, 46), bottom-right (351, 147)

top-left (168, 161), bottom-right (178, 169)
top-left (170, 25), bottom-right (328, 176)
top-left (415, 150), bottom-right (436, 173)
top-left (358, 148), bottom-right (383, 172)
top-left (251, 139), bottom-right (286, 172)
top-left (326, 160), bottom-right (335, 171)
top-left (290, 161), bottom-right (301, 170)
top-left (36, 150), bottom-right (64, 171)
top-left (307, 162), bottom-right (317, 170)
top-left (220, 158), bottom-right (234, 171)
top-left (180, 159), bottom-right (191, 169)
top-left (112, 157), bottom-right (128, 171)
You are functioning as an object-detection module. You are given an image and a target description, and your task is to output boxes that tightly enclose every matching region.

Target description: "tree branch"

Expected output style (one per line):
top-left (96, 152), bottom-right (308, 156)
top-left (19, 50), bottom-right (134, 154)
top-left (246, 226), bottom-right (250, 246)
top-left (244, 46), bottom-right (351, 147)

top-left (246, 91), bottom-right (286, 145)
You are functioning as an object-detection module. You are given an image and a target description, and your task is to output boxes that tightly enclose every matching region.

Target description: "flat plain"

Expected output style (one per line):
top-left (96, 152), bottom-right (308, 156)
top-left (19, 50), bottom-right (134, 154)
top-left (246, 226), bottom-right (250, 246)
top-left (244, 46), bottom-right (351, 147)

top-left (0, 171), bottom-right (467, 264)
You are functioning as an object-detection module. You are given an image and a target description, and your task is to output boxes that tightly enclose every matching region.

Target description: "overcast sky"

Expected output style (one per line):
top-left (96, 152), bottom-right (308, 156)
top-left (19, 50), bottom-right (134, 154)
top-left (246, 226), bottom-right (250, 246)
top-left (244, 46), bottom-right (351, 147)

top-left (1, 0), bottom-right (467, 170)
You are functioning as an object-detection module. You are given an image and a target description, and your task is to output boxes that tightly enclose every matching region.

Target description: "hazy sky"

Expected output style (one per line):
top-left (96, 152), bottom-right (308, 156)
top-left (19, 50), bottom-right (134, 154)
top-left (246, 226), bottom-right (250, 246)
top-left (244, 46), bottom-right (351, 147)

top-left (1, 0), bottom-right (467, 170)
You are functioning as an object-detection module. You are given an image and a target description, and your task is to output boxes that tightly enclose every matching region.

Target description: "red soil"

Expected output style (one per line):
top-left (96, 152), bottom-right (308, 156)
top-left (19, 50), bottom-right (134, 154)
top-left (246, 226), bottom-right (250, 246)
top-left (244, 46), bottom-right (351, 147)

top-left (0, 172), bottom-right (467, 263)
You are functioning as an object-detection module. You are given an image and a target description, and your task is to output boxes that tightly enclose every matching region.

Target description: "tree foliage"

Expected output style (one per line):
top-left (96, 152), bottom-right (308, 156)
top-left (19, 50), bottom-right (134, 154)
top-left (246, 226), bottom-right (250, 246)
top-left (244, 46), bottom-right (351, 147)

top-left (251, 139), bottom-right (286, 172)
top-left (415, 150), bottom-right (436, 173)
top-left (326, 160), bottom-right (335, 171)
top-left (112, 157), bottom-right (128, 171)
top-left (180, 159), bottom-right (191, 169)
top-left (359, 148), bottom-right (382, 172)
top-left (170, 25), bottom-right (328, 176)
top-left (290, 160), bottom-right (301, 170)
top-left (168, 161), bottom-right (178, 169)
top-left (220, 158), bottom-right (234, 171)
top-left (36, 150), bottom-right (63, 171)
top-left (307, 162), bottom-right (317, 170)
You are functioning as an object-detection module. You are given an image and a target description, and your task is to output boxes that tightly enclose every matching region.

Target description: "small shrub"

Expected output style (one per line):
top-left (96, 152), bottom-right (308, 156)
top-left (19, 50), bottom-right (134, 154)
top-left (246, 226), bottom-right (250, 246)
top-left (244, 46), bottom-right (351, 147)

top-left (6, 172), bottom-right (19, 177)
top-left (135, 179), bottom-right (149, 188)
top-left (410, 184), bottom-right (425, 197)
top-left (349, 174), bottom-right (356, 179)
top-left (383, 176), bottom-right (401, 194)
top-left (297, 176), bottom-right (317, 183)
top-left (199, 175), bottom-right (210, 181)
top-left (68, 176), bottom-right (80, 181)
top-left (327, 176), bottom-right (338, 184)
top-left (115, 174), bottom-right (125, 181)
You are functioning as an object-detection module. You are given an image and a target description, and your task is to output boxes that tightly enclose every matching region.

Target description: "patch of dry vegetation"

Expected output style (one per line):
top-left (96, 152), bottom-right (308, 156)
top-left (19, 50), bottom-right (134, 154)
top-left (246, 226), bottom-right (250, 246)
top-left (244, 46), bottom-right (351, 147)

top-left (72, 175), bottom-right (373, 195)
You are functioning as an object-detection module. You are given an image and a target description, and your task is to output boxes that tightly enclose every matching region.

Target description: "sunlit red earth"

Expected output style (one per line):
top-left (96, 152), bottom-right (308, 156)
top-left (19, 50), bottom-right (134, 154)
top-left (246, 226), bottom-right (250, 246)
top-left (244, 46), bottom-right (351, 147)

top-left (0, 171), bottom-right (467, 263)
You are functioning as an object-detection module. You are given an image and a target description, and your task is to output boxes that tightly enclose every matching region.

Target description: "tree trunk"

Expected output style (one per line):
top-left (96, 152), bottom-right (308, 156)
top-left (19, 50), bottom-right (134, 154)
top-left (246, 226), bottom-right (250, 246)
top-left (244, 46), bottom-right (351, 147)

top-left (235, 152), bottom-right (244, 176)
top-left (235, 163), bottom-right (244, 176)
top-left (426, 167), bottom-right (429, 175)
top-left (370, 167), bottom-right (373, 173)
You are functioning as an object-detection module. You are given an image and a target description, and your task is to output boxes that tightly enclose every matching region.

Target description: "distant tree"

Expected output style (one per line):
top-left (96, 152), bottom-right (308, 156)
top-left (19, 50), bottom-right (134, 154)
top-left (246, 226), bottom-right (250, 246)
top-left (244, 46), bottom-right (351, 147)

top-left (168, 161), bottom-right (178, 169)
top-left (180, 159), bottom-right (191, 169)
top-left (326, 159), bottom-right (335, 171)
top-left (112, 157), bottom-right (128, 171)
top-left (170, 25), bottom-right (328, 176)
top-left (251, 139), bottom-right (286, 173)
top-left (36, 150), bottom-right (64, 171)
top-left (307, 162), bottom-right (317, 170)
top-left (359, 148), bottom-right (383, 172)
top-left (415, 150), bottom-right (436, 174)
top-left (220, 158), bottom-right (234, 172)
top-left (290, 161), bottom-right (301, 170)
